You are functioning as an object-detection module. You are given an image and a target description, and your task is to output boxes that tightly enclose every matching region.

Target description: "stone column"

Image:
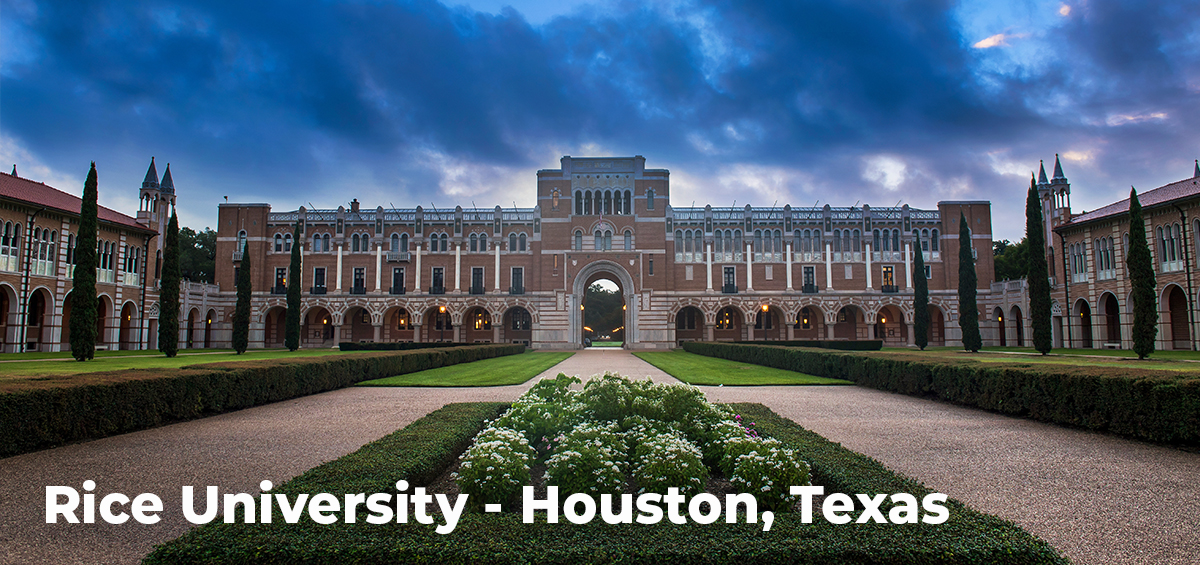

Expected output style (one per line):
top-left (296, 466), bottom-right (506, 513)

top-left (454, 244), bottom-right (461, 291)
top-left (785, 243), bottom-right (793, 291)
top-left (493, 325), bottom-right (501, 343)
top-left (745, 243), bottom-right (754, 290)
top-left (706, 326), bottom-right (714, 341)
top-left (453, 325), bottom-right (461, 343)
top-left (825, 242), bottom-right (833, 291)
top-left (904, 242), bottom-right (913, 289)
top-left (336, 245), bottom-right (343, 291)
top-left (414, 325), bottom-right (422, 343)
top-left (706, 243), bottom-right (713, 291)
top-left (373, 324), bottom-right (382, 342)
top-left (826, 324), bottom-right (835, 339)
top-left (907, 322), bottom-right (916, 346)
top-left (787, 324), bottom-right (795, 340)
top-left (865, 243), bottom-right (873, 290)
top-left (375, 245), bottom-right (382, 292)
top-left (494, 242), bottom-right (501, 291)
top-left (415, 244), bottom-right (422, 292)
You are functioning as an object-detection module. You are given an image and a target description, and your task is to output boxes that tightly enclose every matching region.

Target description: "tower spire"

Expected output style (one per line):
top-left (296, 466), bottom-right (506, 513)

top-left (161, 163), bottom-right (175, 194)
top-left (1052, 153), bottom-right (1066, 181)
top-left (142, 157), bottom-right (160, 189)
top-left (1194, 159), bottom-right (1199, 178)
top-left (1037, 160), bottom-right (1048, 185)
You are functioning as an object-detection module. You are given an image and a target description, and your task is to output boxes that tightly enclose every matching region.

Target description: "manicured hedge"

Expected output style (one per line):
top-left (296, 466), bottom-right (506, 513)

top-left (144, 402), bottom-right (1067, 565)
top-left (339, 341), bottom-right (497, 351)
top-left (685, 341), bottom-right (1200, 446)
top-left (0, 345), bottom-right (523, 458)
top-left (732, 339), bottom-right (883, 351)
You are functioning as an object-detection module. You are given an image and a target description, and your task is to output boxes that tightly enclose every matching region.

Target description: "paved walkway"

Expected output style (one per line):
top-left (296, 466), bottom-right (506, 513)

top-left (1, 350), bottom-right (1197, 564)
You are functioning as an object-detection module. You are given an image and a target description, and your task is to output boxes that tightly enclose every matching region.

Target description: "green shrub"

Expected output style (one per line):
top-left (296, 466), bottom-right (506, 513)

top-left (729, 444), bottom-right (811, 511)
top-left (685, 341), bottom-right (1200, 446)
top-left (339, 341), bottom-right (492, 351)
top-left (0, 344), bottom-right (524, 458)
top-left (731, 339), bottom-right (883, 350)
top-left (454, 426), bottom-right (536, 509)
top-left (543, 421), bottom-right (627, 496)
top-left (631, 430), bottom-right (708, 496)
top-left (720, 436), bottom-right (781, 476)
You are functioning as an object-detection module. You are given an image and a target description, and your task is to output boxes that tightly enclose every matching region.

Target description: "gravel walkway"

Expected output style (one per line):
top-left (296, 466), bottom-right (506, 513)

top-left (1, 350), bottom-right (1196, 565)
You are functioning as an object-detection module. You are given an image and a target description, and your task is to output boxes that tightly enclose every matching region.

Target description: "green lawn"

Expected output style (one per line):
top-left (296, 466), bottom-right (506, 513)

top-left (357, 351), bottom-right (574, 387)
top-left (588, 341), bottom-right (623, 348)
top-left (0, 348), bottom-right (244, 362)
top-left (878, 346), bottom-right (1200, 372)
top-left (634, 350), bottom-right (853, 386)
top-left (0, 349), bottom-right (343, 380)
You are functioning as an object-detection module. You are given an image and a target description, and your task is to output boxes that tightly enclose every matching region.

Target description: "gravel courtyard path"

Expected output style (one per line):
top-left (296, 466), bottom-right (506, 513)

top-left (1, 350), bottom-right (1196, 565)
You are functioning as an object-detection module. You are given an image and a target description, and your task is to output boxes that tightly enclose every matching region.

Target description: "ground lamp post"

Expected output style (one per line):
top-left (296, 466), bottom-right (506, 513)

top-left (439, 305), bottom-right (446, 342)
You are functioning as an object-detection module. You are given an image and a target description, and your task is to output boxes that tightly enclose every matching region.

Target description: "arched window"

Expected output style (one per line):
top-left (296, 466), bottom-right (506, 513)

top-left (66, 233), bottom-right (75, 265)
top-left (734, 229), bottom-right (742, 253)
top-left (754, 229), bottom-right (763, 253)
top-left (892, 229), bottom-right (900, 252)
top-left (585, 191), bottom-right (593, 215)
top-left (843, 230), bottom-right (852, 253)
top-left (1173, 223), bottom-right (1182, 262)
top-left (604, 230), bottom-right (611, 251)
top-left (314, 234), bottom-right (321, 251)
top-left (399, 233), bottom-right (408, 252)
top-left (647, 189), bottom-right (655, 210)
top-left (274, 234), bottom-right (282, 252)
top-left (575, 230), bottom-right (583, 251)
top-left (604, 191), bottom-right (612, 215)
top-left (921, 229), bottom-right (930, 251)
top-left (773, 230), bottom-right (782, 255)
top-left (613, 191), bottom-right (622, 215)
top-left (575, 191), bottom-right (583, 215)
top-left (624, 190), bottom-right (632, 214)
top-left (509, 232), bottom-right (517, 251)
top-left (352, 234), bottom-right (360, 252)
top-left (873, 229), bottom-right (881, 251)
top-left (480, 233), bottom-right (487, 251)
top-left (595, 230), bottom-right (603, 250)
top-left (685, 230), bottom-right (694, 254)
top-left (833, 229), bottom-right (842, 252)
top-left (285, 233), bottom-right (293, 252)
top-left (624, 230), bottom-right (632, 251)
top-left (519, 233), bottom-right (527, 251)
top-left (851, 229), bottom-right (861, 253)
top-left (470, 233), bottom-right (478, 252)
top-left (323, 233), bottom-right (331, 252)
top-left (391, 233), bottom-right (400, 252)
top-left (930, 229), bottom-right (939, 251)
top-left (440, 233), bottom-right (448, 252)
top-left (814, 230), bottom-right (822, 252)
top-left (594, 191), bottom-right (603, 215)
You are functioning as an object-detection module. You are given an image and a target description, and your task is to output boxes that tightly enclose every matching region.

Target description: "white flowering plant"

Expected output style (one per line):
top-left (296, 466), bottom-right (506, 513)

top-left (454, 426), bottom-right (536, 509)
top-left (544, 421), bottom-right (627, 496)
top-left (719, 436), bottom-right (783, 476)
top-left (631, 430), bottom-right (708, 497)
top-left (729, 445), bottom-right (812, 512)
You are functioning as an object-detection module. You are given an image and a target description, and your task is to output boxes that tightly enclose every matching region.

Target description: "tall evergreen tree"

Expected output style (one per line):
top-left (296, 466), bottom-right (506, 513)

top-left (913, 231), bottom-right (930, 350)
top-left (158, 211), bottom-right (181, 357)
top-left (1127, 187), bottom-right (1158, 359)
top-left (69, 163), bottom-right (100, 361)
top-left (958, 212), bottom-right (981, 352)
top-left (284, 221), bottom-right (302, 351)
top-left (1026, 175), bottom-right (1053, 354)
top-left (232, 240), bottom-right (252, 354)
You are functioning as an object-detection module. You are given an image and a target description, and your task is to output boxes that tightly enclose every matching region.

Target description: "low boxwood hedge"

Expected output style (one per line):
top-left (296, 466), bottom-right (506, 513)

top-left (732, 340), bottom-right (883, 351)
top-left (339, 341), bottom-right (492, 351)
top-left (0, 344), bottom-right (523, 458)
top-left (684, 341), bottom-right (1200, 446)
top-left (144, 402), bottom-right (1067, 565)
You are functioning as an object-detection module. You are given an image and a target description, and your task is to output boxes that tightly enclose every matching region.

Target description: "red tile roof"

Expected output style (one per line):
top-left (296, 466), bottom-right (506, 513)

top-left (0, 171), bottom-right (153, 233)
top-left (1058, 176), bottom-right (1200, 230)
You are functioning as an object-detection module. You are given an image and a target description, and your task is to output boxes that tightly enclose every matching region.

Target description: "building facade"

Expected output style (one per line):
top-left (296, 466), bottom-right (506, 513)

top-left (214, 156), bottom-right (995, 350)
top-left (0, 161), bottom-right (167, 353)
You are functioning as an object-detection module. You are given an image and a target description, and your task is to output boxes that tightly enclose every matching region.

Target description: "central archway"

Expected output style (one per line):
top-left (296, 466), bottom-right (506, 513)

top-left (571, 260), bottom-right (637, 349)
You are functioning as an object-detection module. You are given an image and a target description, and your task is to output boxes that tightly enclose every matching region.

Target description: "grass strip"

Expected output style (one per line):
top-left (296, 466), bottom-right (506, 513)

top-left (635, 350), bottom-right (852, 386)
top-left (144, 402), bottom-right (1067, 565)
top-left (358, 351), bottom-right (574, 386)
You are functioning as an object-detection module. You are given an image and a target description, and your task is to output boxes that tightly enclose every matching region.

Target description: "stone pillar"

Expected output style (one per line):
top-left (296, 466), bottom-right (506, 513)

top-left (454, 244), bottom-right (461, 291)
top-left (414, 325), bottom-right (422, 343)
top-left (746, 321), bottom-right (755, 341)
top-left (865, 243), bottom-right (873, 290)
top-left (373, 324), bottom-right (382, 342)
top-left (375, 245), bottom-right (382, 292)
top-left (332, 325), bottom-right (342, 344)
top-left (494, 243), bottom-right (501, 291)
top-left (868, 323), bottom-right (876, 340)
top-left (336, 245), bottom-right (343, 291)
top-left (706, 326), bottom-right (714, 341)
top-left (904, 242), bottom-right (913, 289)
top-left (826, 324), bottom-right (835, 339)
top-left (493, 325), bottom-right (501, 343)
top-left (453, 325), bottom-right (461, 343)
top-left (706, 243), bottom-right (713, 291)
top-left (787, 324), bottom-right (795, 340)
top-left (415, 244), bottom-right (422, 292)
top-left (825, 242), bottom-right (833, 291)
top-left (785, 243), bottom-right (793, 291)
top-left (745, 243), bottom-right (754, 290)
top-left (907, 322), bottom-right (916, 346)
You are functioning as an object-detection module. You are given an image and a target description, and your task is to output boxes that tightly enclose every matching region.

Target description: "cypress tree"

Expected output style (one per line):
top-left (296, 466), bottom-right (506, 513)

top-left (232, 240), bottom-right (252, 354)
top-left (158, 211), bottom-right (181, 357)
top-left (958, 212), bottom-right (981, 352)
top-left (69, 163), bottom-right (100, 361)
top-left (284, 221), bottom-right (302, 351)
top-left (1026, 175), bottom-right (1053, 354)
top-left (1127, 187), bottom-right (1158, 359)
top-left (913, 230), bottom-right (930, 350)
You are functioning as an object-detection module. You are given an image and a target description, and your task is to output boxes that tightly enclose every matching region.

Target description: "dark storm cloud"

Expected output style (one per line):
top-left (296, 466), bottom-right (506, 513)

top-left (2, 0), bottom-right (1197, 239)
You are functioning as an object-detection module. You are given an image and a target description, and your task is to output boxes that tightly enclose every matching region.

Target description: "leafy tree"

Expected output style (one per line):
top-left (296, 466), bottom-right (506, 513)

top-left (284, 221), bottom-right (302, 351)
top-left (232, 240), bottom-right (252, 354)
top-left (1026, 176), bottom-right (1053, 354)
top-left (993, 237), bottom-right (1031, 282)
top-left (69, 163), bottom-right (100, 361)
top-left (958, 212), bottom-right (981, 352)
top-left (179, 226), bottom-right (216, 283)
top-left (158, 211), bottom-right (181, 357)
top-left (913, 231), bottom-right (930, 350)
top-left (1127, 187), bottom-right (1158, 359)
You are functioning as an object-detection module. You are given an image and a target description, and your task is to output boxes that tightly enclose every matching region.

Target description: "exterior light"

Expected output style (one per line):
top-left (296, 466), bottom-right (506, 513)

top-left (998, 315), bottom-right (1003, 322)
top-left (440, 305), bottom-right (446, 313)
top-left (581, 304), bottom-right (585, 310)
top-left (881, 316), bottom-right (887, 324)
top-left (622, 304), bottom-right (626, 311)
top-left (761, 304), bottom-right (769, 312)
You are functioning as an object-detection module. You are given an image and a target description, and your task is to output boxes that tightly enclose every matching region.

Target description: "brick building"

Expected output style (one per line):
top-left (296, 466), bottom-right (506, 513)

top-left (990, 156), bottom-right (1200, 351)
top-left (214, 156), bottom-right (994, 349)
top-left (0, 162), bottom-right (163, 352)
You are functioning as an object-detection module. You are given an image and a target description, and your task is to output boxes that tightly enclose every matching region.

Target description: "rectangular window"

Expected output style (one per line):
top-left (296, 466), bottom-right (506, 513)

top-left (392, 267), bottom-right (405, 291)
top-left (649, 257), bottom-right (655, 276)
top-left (432, 267), bottom-right (444, 288)
top-left (924, 265), bottom-right (932, 279)
top-left (471, 267), bottom-right (484, 292)
top-left (314, 267), bottom-right (326, 288)
top-left (353, 267), bottom-right (365, 289)
top-left (881, 265), bottom-right (895, 287)
top-left (723, 266), bottom-right (735, 287)
top-left (275, 267), bottom-right (287, 288)
top-left (512, 267), bottom-right (524, 291)
top-left (803, 266), bottom-right (815, 287)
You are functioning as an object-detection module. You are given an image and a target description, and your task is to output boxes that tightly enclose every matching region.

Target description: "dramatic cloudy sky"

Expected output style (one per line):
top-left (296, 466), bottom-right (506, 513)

top-left (2, 0), bottom-right (1198, 240)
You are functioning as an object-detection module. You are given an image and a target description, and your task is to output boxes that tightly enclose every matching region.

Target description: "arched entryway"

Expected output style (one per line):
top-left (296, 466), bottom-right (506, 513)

top-left (1075, 299), bottom-right (1093, 349)
top-left (874, 305), bottom-right (907, 346)
top-left (1100, 293), bottom-right (1120, 346)
top-left (793, 305), bottom-right (824, 340)
top-left (425, 305), bottom-right (454, 343)
top-left (464, 307), bottom-right (493, 343)
top-left (59, 291), bottom-right (72, 351)
top-left (204, 309), bottom-right (215, 348)
top-left (302, 307), bottom-right (333, 347)
top-left (503, 306), bottom-right (533, 345)
top-left (346, 306), bottom-right (375, 343)
top-left (571, 260), bottom-right (637, 349)
top-left (384, 307), bottom-right (415, 342)
top-left (926, 305), bottom-right (945, 346)
top-left (263, 306), bottom-right (287, 348)
top-left (186, 308), bottom-right (199, 348)
top-left (24, 288), bottom-right (52, 351)
top-left (96, 295), bottom-right (112, 349)
top-left (994, 306), bottom-right (1006, 346)
top-left (1165, 285), bottom-right (1190, 350)
top-left (582, 278), bottom-right (625, 347)
top-left (714, 306), bottom-right (742, 341)
top-left (752, 305), bottom-right (785, 341)
top-left (674, 306), bottom-right (705, 344)
top-left (0, 284), bottom-right (15, 352)
top-left (119, 302), bottom-right (136, 350)
top-left (1008, 305), bottom-right (1024, 347)
top-left (833, 305), bottom-right (862, 340)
